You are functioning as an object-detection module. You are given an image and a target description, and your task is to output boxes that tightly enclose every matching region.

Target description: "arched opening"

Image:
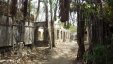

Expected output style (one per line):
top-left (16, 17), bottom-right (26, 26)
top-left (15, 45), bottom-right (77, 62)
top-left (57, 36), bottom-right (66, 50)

top-left (37, 27), bottom-right (44, 41)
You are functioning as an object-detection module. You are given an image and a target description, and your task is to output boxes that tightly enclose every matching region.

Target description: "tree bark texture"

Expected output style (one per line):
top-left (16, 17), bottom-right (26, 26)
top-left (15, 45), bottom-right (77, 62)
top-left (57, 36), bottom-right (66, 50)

top-left (77, 4), bottom-right (85, 60)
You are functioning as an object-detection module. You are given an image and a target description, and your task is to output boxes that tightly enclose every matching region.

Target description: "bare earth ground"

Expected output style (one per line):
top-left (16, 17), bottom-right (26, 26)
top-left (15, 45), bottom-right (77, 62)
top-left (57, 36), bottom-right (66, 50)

top-left (0, 41), bottom-right (78, 64)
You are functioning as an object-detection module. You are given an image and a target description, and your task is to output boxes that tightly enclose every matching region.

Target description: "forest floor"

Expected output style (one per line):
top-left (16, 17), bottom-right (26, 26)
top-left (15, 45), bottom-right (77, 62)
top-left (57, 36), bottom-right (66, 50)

top-left (0, 41), bottom-right (78, 64)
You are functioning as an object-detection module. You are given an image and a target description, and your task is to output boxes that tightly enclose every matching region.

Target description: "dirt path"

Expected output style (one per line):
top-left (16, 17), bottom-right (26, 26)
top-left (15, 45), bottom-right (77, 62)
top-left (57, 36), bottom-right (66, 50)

top-left (47, 41), bottom-right (78, 64)
top-left (0, 41), bottom-right (78, 64)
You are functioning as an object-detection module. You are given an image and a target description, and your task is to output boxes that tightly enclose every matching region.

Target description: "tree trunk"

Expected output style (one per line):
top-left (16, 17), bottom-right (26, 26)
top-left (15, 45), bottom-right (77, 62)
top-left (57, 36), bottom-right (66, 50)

top-left (44, 1), bottom-right (49, 47)
top-left (49, 0), bottom-right (55, 47)
top-left (76, 2), bottom-right (85, 61)
top-left (23, 0), bottom-right (28, 17)
top-left (10, 0), bottom-right (17, 16)
top-left (59, 0), bottom-right (70, 22)
top-left (35, 0), bottom-right (40, 21)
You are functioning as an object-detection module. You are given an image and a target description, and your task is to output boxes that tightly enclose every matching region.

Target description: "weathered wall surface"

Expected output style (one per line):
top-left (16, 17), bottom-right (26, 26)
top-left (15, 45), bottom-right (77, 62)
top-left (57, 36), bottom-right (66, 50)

top-left (0, 15), bottom-right (34, 47)
top-left (0, 15), bottom-right (14, 47)
top-left (54, 27), bottom-right (71, 44)
top-left (24, 22), bottom-right (34, 45)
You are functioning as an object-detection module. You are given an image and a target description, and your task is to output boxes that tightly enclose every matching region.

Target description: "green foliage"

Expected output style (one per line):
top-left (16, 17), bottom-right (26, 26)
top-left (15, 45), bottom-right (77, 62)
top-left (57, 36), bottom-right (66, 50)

top-left (81, 0), bottom-right (113, 23)
top-left (84, 45), bottom-right (107, 64)
top-left (84, 44), bottom-right (113, 64)
top-left (69, 25), bottom-right (77, 32)
top-left (81, 0), bottom-right (113, 64)
top-left (58, 21), bottom-right (76, 32)
top-left (107, 0), bottom-right (113, 8)
top-left (64, 23), bottom-right (71, 29)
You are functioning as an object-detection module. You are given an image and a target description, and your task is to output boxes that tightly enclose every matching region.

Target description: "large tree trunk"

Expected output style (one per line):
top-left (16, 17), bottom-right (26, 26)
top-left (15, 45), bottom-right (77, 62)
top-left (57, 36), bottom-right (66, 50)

top-left (49, 0), bottom-right (57, 47)
top-left (59, 0), bottom-right (70, 22)
top-left (44, 1), bottom-right (49, 47)
top-left (23, 0), bottom-right (28, 17)
top-left (76, 1), bottom-right (85, 61)
top-left (10, 0), bottom-right (17, 16)
top-left (88, 0), bottom-right (103, 52)
top-left (87, 1), bottom-right (104, 64)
